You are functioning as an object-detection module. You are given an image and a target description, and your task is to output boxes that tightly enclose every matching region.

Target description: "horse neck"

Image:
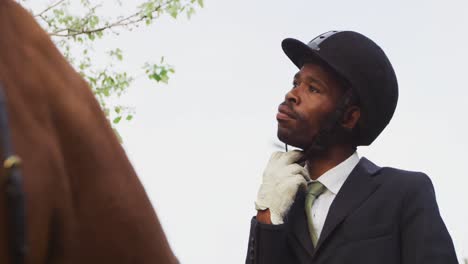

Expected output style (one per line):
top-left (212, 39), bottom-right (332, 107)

top-left (0, 1), bottom-right (177, 263)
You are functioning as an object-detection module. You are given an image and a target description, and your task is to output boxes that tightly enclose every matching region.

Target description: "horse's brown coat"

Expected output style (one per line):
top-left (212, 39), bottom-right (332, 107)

top-left (0, 1), bottom-right (177, 263)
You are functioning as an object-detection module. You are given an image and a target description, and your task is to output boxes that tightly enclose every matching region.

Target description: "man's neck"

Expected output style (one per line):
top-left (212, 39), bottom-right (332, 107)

top-left (305, 145), bottom-right (356, 180)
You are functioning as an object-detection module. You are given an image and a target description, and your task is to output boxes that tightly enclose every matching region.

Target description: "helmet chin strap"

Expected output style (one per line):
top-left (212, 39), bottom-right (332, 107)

top-left (285, 88), bottom-right (355, 166)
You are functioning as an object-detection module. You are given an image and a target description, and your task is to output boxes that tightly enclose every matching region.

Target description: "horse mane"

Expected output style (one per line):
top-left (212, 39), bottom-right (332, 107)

top-left (0, 1), bottom-right (177, 263)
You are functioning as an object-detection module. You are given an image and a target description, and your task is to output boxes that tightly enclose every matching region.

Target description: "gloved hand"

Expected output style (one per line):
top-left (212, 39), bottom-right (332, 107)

top-left (255, 150), bottom-right (310, 225)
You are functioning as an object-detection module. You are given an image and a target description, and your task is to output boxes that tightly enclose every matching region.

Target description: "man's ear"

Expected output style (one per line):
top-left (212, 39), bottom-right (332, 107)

top-left (341, 106), bottom-right (361, 130)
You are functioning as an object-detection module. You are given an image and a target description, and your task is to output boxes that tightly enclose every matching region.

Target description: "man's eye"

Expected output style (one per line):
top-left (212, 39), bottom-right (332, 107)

top-left (309, 85), bottom-right (319, 93)
top-left (292, 81), bottom-right (298, 88)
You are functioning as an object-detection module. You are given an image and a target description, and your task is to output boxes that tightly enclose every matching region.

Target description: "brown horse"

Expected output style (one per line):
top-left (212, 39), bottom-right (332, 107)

top-left (0, 0), bottom-right (177, 263)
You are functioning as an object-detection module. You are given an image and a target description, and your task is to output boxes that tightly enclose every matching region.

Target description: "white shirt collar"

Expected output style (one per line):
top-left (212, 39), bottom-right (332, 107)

top-left (309, 152), bottom-right (360, 195)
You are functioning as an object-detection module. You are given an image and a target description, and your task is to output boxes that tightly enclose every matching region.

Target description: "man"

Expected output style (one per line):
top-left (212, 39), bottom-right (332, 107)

top-left (245, 31), bottom-right (458, 264)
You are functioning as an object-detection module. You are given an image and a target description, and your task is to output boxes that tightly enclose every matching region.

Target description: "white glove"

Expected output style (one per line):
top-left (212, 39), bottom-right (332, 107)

top-left (255, 150), bottom-right (310, 225)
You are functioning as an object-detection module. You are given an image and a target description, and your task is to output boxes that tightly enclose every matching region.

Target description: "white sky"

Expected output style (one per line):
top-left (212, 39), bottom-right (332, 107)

top-left (27, 0), bottom-right (468, 263)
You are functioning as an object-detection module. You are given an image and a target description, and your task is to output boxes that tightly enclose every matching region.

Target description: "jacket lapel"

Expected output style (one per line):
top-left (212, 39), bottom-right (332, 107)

top-left (313, 157), bottom-right (382, 254)
top-left (287, 189), bottom-right (315, 257)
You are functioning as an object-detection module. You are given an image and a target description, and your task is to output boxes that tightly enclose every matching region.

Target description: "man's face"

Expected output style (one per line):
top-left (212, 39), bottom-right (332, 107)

top-left (277, 63), bottom-right (346, 149)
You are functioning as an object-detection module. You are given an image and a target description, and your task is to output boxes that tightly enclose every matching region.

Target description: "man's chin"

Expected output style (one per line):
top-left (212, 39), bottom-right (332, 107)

top-left (277, 128), bottom-right (304, 150)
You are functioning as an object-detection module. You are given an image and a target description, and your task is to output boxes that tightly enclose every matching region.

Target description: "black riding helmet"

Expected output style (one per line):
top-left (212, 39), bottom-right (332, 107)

top-left (282, 31), bottom-right (398, 146)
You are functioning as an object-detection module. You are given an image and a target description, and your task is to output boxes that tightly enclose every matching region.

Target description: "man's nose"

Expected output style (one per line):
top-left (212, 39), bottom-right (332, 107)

top-left (285, 88), bottom-right (300, 105)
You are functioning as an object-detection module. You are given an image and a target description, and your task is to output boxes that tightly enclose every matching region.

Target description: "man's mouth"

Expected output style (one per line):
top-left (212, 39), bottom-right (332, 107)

top-left (277, 104), bottom-right (297, 121)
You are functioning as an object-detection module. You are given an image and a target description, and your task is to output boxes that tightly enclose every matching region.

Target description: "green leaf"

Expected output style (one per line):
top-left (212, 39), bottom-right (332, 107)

top-left (126, 115), bottom-right (133, 121)
top-left (113, 116), bottom-right (122, 124)
top-left (150, 73), bottom-right (161, 81)
top-left (187, 7), bottom-right (195, 19)
top-left (167, 4), bottom-right (179, 19)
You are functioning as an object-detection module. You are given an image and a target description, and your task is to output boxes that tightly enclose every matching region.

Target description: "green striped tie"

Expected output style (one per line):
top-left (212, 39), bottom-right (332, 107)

top-left (305, 182), bottom-right (327, 246)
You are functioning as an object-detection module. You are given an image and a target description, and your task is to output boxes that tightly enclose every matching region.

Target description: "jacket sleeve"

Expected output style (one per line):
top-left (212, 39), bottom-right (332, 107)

top-left (400, 173), bottom-right (458, 264)
top-left (245, 217), bottom-right (293, 264)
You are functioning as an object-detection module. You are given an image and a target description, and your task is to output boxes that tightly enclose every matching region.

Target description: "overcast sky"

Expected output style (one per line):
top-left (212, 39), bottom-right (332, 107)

top-left (29, 0), bottom-right (468, 263)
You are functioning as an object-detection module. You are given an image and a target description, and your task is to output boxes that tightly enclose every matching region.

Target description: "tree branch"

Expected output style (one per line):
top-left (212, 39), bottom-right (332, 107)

top-left (34, 0), bottom-right (66, 17)
top-left (48, 3), bottom-right (168, 38)
top-left (50, 4), bottom-right (101, 35)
